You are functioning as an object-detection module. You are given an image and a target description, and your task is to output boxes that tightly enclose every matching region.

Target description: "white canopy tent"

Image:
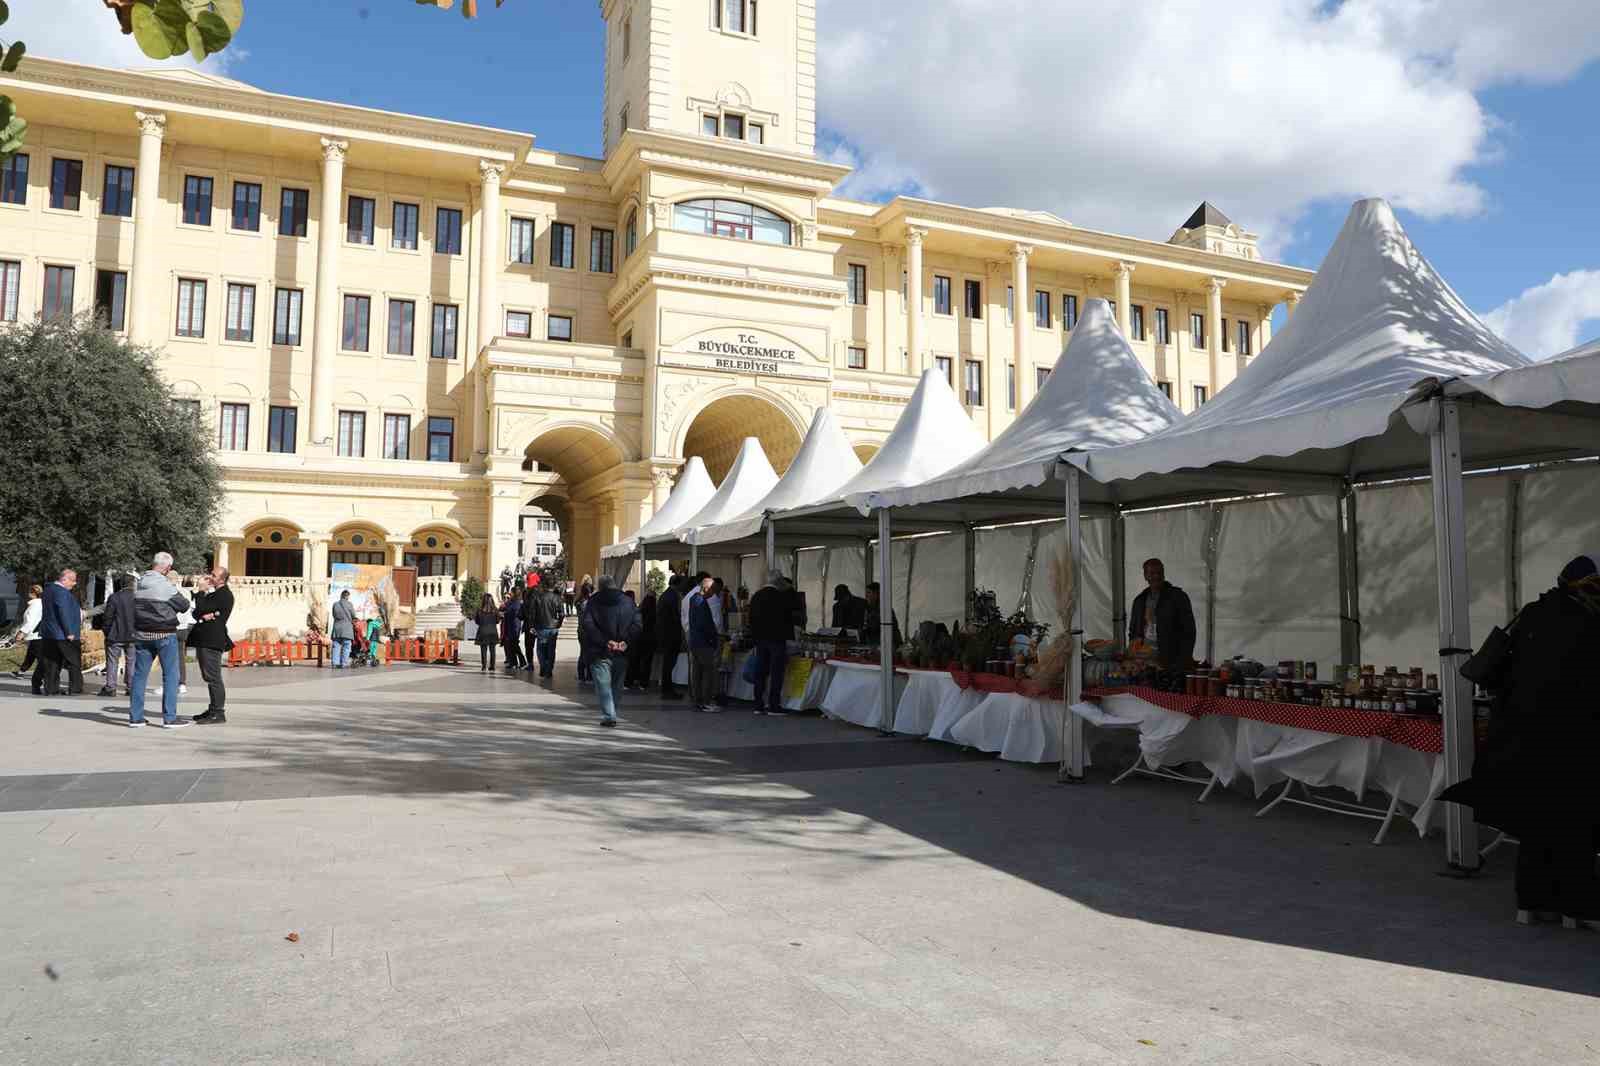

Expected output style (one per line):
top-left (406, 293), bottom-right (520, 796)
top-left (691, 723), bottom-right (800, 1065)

top-left (599, 455), bottom-right (715, 586)
top-left (649, 436), bottom-right (778, 574)
top-left (1064, 198), bottom-right (1538, 867)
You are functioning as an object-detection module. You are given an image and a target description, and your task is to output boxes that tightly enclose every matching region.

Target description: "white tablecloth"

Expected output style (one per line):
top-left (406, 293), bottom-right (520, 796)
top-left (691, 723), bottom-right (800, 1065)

top-left (672, 650), bottom-right (831, 711)
top-left (928, 686), bottom-right (987, 743)
top-left (1071, 693), bottom-right (1240, 785)
top-left (791, 660), bottom-right (833, 711)
top-left (893, 669), bottom-right (960, 735)
top-left (821, 660), bottom-right (906, 729)
top-left (947, 692), bottom-right (1067, 763)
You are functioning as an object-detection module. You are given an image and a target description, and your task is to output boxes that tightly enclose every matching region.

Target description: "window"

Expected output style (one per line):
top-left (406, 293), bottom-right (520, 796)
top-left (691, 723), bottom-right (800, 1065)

top-left (550, 221), bottom-right (576, 268)
top-left (342, 294), bottom-right (371, 351)
top-left (1193, 384), bottom-right (1208, 407)
top-left (590, 227), bottom-right (615, 273)
top-left (1222, 318), bottom-right (1231, 353)
top-left (703, 114), bottom-right (720, 137)
top-left (382, 414), bottom-right (410, 460)
top-left (1108, 300), bottom-right (1117, 321)
top-left (175, 278), bottom-right (207, 337)
top-left (428, 416), bottom-right (455, 462)
top-left (392, 201), bottom-right (419, 250)
top-left (337, 410), bottom-right (366, 458)
top-left (537, 543), bottom-right (558, 557)
top-left (505, 310), bottom-right (532, 338)
top-left (672, 199), bottom-right (791, 245)
top-left (0, 260), bottom-right (18, 321)
top-left (1006, 286), bottom-right (1014, 325)
top-left (49, 158), bottom-right (83, 211)
top-left (436, 207), bottom-right (463, 255)
top-left (182, 175), bottom-right (213, 226)
top-left (1130, 304), bottom-right (1145, 342)
top-left (848, 263), bottom-right (867, 306)
top-left (548, 314), bottom-right (573, 342)
top-left (622, 330), bottom-right (633, 348)
top-left (510, 217), bottom-right (535, 264)
top-left (1006, 364), bottom-right (1016, 411)
top-left (1238, 319), bottom-right (1252, 356)
top-left (1155, 308), bottom-right (1171, 345)
top-left (625, 209), bottom-right (638, 257)
top-left (847, 345), bottom-right (867, 370)
top-left (267, 406), bottom-right (297, 454)
top-left (933, 275), bottom-right (952, 316)
top-left (218, 403), bottom-right (249, 451)
top-left (1190, 311), bottom-right (1205, 350)
top-left (225, 282), bottom-right (255, 342)
top-left (1035, 290), bottom-right (1051, 329)
top-left (387, 298), bottom-right (416, 356)
top-left (935, 355), bottom-right (953, 386)
top-left (346, 194), bottom-right (375, 244)
top-left (749, 123), bottom-right (764, 145)
top-left (1157, 381), bottom-right (1173, 400)
top-left (42, 265), bottom-right (74, 319)
top-left (1037, 366), bottom-right (1052, 391)
top-left (537, 518), bottom-right (557, 532)
top-left (715, 0), bottom-right (756, 35)
top-left (273, 288), bottom-right (304, 346)
top-left (964, 360), bottom-right (983, 407)
top-left (1063, 294), bottom-right (1078, 330)
top-left (0, 153), bottom-right (26, 205)
top-left (623, 16), bottom-right (632, 59)
top-left (94, 270), bottom-right (127, 331)
top-left (102, 165), bottom-right (134, 217)
top-left (724, 114), bottom-right (745, 141)
top-left (965, 279), bottom-right (983, 320)
top-left (232, 181), bottom-right (261, 231)
top-left (431, 303), bottom-right (459, 359)
top-left (280, 187), bottom-right (309, 236)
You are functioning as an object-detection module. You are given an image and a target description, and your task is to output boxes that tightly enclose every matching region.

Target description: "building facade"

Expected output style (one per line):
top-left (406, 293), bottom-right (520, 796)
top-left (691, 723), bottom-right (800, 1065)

top-left (0, 1), bottom-right (1312, 614)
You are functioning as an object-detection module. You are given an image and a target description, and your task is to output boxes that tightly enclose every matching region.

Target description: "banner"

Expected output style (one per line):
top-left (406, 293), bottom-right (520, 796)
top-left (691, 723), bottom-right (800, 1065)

top-left (329, 563), bottom-right (395, 625)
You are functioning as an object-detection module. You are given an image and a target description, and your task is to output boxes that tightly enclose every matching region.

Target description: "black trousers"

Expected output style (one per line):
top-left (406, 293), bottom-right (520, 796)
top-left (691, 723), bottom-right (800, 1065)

top-left (524, 628), bottom-right (538, 672)
top-left (503, 637), bottom-right (525, 670)
top-left (195, 646), bottom-right (226, 712)
top-left (18, 641), bottom-right (38, 673)
top-left (1516, 831), bottom-right (1600, 917)
top-left (41, 638), bottom-right (83, 695)
top-left (658, 639), bottom-right (682, 693)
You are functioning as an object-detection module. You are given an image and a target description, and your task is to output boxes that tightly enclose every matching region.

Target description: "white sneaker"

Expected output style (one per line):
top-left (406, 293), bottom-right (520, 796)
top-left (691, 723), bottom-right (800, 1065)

top-left (179, 684), bottom-right (188, 695)
top-left (699, 704), bottom-right (721, 713)
top-left (161, 718), bottom-right (193, 729)
top-left (127, 720), bottom-right (146, 728)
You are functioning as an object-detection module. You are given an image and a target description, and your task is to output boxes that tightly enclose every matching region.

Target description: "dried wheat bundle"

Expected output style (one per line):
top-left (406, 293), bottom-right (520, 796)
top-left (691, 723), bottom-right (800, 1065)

top-left (1031, 538), bottom-right (1078, 690)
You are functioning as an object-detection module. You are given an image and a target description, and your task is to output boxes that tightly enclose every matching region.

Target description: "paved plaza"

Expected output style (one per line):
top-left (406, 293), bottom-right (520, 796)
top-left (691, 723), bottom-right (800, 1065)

top-left (2, 635), bottom-right (1597, 1065)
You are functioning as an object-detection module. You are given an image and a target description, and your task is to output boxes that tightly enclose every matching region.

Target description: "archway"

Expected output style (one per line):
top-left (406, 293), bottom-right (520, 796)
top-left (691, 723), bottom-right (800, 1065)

top-left (328, 521), bottom-right (391, 574)
top-left (404, 525), bottom-right (466, 578)
top-left (680, 393), bottom-right (805, 482)
top-left (241, 519), bottom-right (306, 577)
top-left (520, 493), bottom-right (570, 574)
top-left (853, 443), bottom-right (881, 465)
top-left (520, 423), bottom-right (631, 583)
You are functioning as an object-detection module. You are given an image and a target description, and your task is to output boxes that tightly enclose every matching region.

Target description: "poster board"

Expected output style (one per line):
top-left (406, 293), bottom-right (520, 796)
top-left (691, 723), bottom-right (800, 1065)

top-left (329, 563), bottom-right (396, 625)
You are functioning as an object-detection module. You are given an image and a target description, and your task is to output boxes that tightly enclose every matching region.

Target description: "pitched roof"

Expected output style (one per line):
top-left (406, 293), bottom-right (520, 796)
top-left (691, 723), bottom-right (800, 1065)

top-left (1180, 201), bottom-right (1233, 230)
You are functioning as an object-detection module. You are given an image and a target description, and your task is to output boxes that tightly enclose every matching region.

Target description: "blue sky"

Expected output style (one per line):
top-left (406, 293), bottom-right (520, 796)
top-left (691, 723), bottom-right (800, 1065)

top-left (20, 0), bottom-right (1600, 355)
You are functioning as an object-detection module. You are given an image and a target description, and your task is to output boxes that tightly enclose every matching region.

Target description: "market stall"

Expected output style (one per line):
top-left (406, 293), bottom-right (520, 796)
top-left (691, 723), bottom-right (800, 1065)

top-left (599, 455), bottom-right (715, 585)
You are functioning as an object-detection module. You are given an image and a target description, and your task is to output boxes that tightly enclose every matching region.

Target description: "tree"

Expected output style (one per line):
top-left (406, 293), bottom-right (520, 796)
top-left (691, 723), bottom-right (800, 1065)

top-left (0, 316), bottom-right (225, 584)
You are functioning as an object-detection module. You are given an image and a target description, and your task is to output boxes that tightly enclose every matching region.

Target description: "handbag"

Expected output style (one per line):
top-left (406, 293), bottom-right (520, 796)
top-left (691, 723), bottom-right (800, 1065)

top-left (741, 651), bottom-right (761, 685)
top-left (1458, 611), bottom-right (1519, 688)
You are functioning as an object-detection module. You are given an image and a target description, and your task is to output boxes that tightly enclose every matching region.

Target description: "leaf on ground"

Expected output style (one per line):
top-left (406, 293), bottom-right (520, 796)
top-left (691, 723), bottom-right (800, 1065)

top-left (284, 932), bottom-right (300, 943)
top-left (1137, 1038), bottom-right (1157, 1047)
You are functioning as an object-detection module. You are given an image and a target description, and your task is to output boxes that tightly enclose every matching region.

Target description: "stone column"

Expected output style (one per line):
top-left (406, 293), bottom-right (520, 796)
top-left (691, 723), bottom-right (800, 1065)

top-left (388, 540), bottom-right (408, 567)
top-left (1011, 243), bottom-right (1033, 405)
top-left (308, 137), bottom-right (349, 447)
top-left (985, 259), bottom-right (1007, 435)
top-left (1112, 261), bottom-right (1135, 337)
top-left (487, 476), bottom-right (525, 579)
top-left (651, 466), bottom-right (676, 511)
top-left (128, 110), bottom-right (166, 344)
top-left (214, 539), bottom-right (231, 572)
top-left (1259, 303), bottom-right (1274, 350)
top-left (1173, 290), bottom-right (1190, 408)
top-left (905, 226), bottom-right (926, 374)
top-left (567, 501), bottom-right (598, 583)
top-left (1284, 290), bottom-right (1302, 319)
top-left (473, 161), bottom-right (505, 459)
top-left (307, 537), bottom-right (330, 581)
top-left (1205, 277), bottom-right (1226, 397)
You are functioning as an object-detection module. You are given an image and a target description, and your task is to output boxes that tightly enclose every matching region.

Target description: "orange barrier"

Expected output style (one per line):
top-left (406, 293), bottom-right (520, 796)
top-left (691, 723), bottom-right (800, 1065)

top-left (381, 637), bottom-right (460, 666)
top-left (228, 640), bottom-right (325, 667)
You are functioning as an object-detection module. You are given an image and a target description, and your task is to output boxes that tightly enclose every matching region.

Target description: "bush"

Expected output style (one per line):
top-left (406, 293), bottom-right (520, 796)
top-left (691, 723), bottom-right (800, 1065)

top-left (459, 574), bottom-right (485, 616)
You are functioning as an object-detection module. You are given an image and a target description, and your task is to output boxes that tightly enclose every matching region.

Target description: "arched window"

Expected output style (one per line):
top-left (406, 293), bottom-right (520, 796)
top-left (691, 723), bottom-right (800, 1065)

top-left (624, 207), bottom-right (638, 258)
top-left (672, 198), bottom-right (791, 246)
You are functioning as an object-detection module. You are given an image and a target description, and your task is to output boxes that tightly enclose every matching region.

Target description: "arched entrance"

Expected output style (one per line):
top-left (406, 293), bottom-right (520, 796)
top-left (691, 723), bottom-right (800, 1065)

top-left (241, 519), bottom-right (306, 577)
top-left (404, 525), bottom-right (466, 578)
top-left (520, 493), bottom-right (570, 572)
top-left (680, 393), bottom-right (805, 482)
top-left (328, 522), bottom-right (391, 574)
top-left (521, 423), bottom-right (631, 583)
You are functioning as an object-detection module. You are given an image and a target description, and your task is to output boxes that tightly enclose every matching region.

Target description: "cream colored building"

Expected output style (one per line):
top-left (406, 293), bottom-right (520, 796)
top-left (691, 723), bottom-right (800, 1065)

top-left (0, 0), bottom-right (1311, 624)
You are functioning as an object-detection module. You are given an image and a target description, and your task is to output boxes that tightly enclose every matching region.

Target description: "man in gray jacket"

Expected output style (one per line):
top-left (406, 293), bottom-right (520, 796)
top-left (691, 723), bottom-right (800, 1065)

top-left (128, 551), bottom-right (193, 728)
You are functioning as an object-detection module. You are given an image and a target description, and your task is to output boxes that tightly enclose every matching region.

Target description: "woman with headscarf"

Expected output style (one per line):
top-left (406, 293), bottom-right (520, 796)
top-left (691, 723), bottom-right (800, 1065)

top-left (1442, 553), bottom-right (1600, 929)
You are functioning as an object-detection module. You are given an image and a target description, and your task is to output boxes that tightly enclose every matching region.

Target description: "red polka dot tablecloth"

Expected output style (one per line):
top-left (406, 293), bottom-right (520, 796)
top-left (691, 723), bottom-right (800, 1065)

top-left (1085, 686), bottom-right (1444, 755)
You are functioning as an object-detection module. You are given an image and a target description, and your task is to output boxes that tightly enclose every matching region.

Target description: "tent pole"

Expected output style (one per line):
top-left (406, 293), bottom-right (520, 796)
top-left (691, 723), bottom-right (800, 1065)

top-left (1428, 398), bottom-right (1479, 870)
top-left (764, 519), bottom-right (776, 576)
top-left (963, 525), bottom-right (977, 626)
top-left (1204, 504), bottom-right (1223, 665)
top-left (689, 543), bottom-right (699, 576)
top-left (1337, 482), bottom-right (1362, 667)
top-left (1504, 474), bottom-right (1522, 623)
top-left (1061, 469), bottom-right (1086, 782)
top-left (1110, 508), bottom-right (1127, 649)
top-left (877, 508), bottom-right (895, 736)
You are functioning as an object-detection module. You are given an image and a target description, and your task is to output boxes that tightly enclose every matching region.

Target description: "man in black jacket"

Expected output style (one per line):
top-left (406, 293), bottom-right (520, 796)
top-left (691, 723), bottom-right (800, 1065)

top-left (97, 575), bottom-right (138, 698)
top-left (747, 572), bottom-right (793, 715)
top-left (190, 566), bottom-right (235, 724)
top-left (830, 584), bottom-right (866, 632)
top-left (656, 574), bottom-right (685, 699)
top-left (525, 581), bottom-right (563, 678)
top-left (579, 575), bottom-right (642, 727)
top-left (1127, 558), bottom-right (1197, 669)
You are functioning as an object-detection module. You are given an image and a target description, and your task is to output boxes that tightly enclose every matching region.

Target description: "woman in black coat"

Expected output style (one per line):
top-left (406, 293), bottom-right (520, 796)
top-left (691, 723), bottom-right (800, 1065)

top-left (473, 593), bottom-right (500, 673)
top-left (1443, 554), bottom-right (1600, 928)
top-left (626, 592), bottom-right (658, 690)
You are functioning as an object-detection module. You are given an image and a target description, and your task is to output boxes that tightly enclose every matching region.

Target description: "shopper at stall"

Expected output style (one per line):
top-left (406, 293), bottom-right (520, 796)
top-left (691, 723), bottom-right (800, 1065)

top-left (578, 574), bottom-right (641, 728)
top-left (686, 573), bottom-right (721, 712)
top-left (862, 582), bottom-right (902, 650)
top-left (626, 591), bottom-right (657, 690)
top-left (748, 572), bottom-right (792, 716)
top-left (1442, 553), bottom-right (1600, 929)
top-left (656, 574), bottom-right (686, 699)
top-left (831, 584), bottom-right (866, 632)
top-left (1127, 558), bottom-right (1197, 669)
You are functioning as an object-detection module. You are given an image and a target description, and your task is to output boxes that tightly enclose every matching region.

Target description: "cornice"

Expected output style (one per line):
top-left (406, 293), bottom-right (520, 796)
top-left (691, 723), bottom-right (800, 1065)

top-left (609, 262), bottom-right (846, 317)
top-left (601, 128), bottom-right (850, 196)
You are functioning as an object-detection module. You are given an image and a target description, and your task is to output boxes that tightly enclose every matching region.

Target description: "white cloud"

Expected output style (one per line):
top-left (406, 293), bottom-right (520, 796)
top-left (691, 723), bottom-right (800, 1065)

top-left (5, 0), bottom-right (236, 73)
top-left (1482, 270), bottom-right (1600, 359)
top-left (816, 0), bottom-right (1600, 257)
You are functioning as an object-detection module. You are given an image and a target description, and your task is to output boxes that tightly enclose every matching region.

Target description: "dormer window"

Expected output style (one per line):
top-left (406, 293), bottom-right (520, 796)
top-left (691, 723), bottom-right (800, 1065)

top-left (715, 0), bottom-right (756, 36)
top-left (700, 109), bottom-right (763, 145)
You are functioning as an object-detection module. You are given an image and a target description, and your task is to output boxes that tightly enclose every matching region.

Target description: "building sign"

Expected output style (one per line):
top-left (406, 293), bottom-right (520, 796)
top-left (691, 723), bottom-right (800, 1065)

top-left (662, 327), bottom-right (829, 381)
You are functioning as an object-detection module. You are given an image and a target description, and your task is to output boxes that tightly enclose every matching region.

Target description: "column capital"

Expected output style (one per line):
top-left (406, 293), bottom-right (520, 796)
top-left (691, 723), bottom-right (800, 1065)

top-left (319, 137), bottom-right (349, 164)
top-left (1110, 260), bottom-right (1136, 280)
top-left (1010, 242), bottom-right (1034, 263)
top-left (1283, 289), bottom-right (1302, 305)
top-left (1258, 303), bottom-right (1273, 318)
top-left (651, 468), bottom-right (676, 492)
top-left (134, 110), bottom-right (167, 139)
top-left (905, 225), bottom-right (928, 248)
top-left (1173, 289), bottom-right (1189, 302)
top-left (478, 159), bottom-right (506, 186)
top-left (1204, 276), bottom-right (1228, 294)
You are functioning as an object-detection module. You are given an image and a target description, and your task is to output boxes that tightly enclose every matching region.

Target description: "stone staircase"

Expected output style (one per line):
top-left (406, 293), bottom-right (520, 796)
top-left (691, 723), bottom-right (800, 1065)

top-left (413, 601), bottom-right (465, 636)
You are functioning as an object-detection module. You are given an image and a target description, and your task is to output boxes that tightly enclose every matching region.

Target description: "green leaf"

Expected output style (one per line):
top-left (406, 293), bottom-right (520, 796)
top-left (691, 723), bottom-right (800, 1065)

top-left (193, 11), bottom-right (231, 54)
top-left (130, 3), bottom-right (176, 59)
top-left (0, 1), bottom-right (9, 27)
top-left (185, 20), bottom-right (206, 61)
top-left (0, 115), bottom-right (24, 157)
top-left (1, 40), bottom-right (23, 73)
top-left (152, 0), bottom-right (192, 44)
top-left (208, 0), bottom-right (243, 33)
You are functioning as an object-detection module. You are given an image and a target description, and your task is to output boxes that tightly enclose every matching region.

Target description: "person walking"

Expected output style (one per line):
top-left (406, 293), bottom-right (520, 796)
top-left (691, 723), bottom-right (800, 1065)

top-left (1442, 554), bottom-right (1600, 929)
top-left (686, 573), bottom-right (721, 713)
top-left (330, 590), bottom-right (356, 669)
top-left (574, 579), bottom-right (595, 684)
top-left (127, 552), bottom-right (193, 728)
top-left (38, 568), bottom-right (84, 697)
top-left (578, 574), bottom-right (641, 728)
top-left (96, 575), bottom-right (137, 698)
top-left (11, 584), bottom-right (43, 687)
top-left (501, 588), bottom-right (526, 673)
top-left (526, 579), bottom-right (562, 678)
top-left (656, 575), bottom-right (686, 699)
top-left (473, 592), bottom-right (500, 672)
top-left (748, 572), bottom-right (793, 716)
top-left (626, 590), bottom-right (657, 690)
top-left (189, 566), bottom-right (234, 724)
